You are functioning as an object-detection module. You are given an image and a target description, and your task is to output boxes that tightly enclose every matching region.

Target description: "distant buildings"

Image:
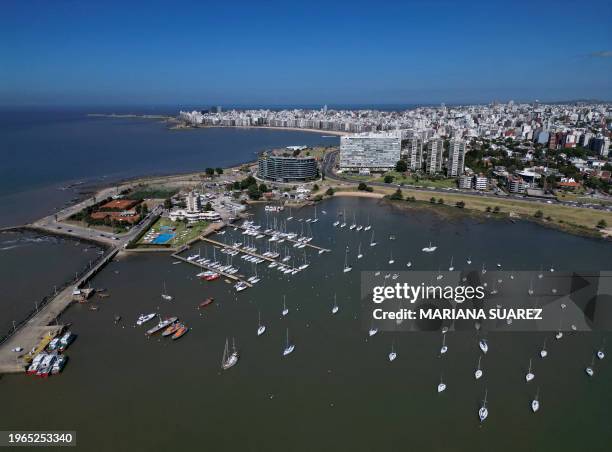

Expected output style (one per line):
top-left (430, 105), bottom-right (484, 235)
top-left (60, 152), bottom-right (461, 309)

top-left (458, 174), bottom-right (488, 190)
top-left (447, 138), bottom-right (466, 177)
top-left (426, 138), bottom-right (443, 175)
top-left (257, 153), bottom-right (318, 182)
top-left (405, 136), bottom-right (423, 171)
top-left (508, 175), bottom-right (529, 193)
top-left (591, 137), bottom-right (610, 157)
top-left (339, 131), bottom-right (401, 172)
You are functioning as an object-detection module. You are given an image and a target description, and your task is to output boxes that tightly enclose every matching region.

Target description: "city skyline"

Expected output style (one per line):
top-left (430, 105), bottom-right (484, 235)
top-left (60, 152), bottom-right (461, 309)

top-left (2, 0), bottom-right (611, 106)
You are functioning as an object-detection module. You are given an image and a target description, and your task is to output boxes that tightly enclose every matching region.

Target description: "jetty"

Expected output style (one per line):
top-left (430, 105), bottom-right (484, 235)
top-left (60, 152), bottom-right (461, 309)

top-left (233, 224), bottom-right (331, 253)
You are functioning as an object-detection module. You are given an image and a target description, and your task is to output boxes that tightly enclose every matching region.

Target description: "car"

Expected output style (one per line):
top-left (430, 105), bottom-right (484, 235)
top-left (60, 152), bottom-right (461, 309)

top-left (67, 229), bottom-right (73, 232)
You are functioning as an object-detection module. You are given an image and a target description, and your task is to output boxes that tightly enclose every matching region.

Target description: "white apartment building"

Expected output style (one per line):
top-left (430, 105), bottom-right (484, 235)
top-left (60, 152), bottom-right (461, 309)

top-left (474, 175), bottom-right (488, 190)
top-left (186, 191), bottom-right (201, 212)
top-left (426, 138), bottom-right (443, 175)
top-left (447, 138), bottom-right (466, 177)
top-left (406, 136), bottom-right (423, 171)
top-left (339, 131), bottom-right (402, 171)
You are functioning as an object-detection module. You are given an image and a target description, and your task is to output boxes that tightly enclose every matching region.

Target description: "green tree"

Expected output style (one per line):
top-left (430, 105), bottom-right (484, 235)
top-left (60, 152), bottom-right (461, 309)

top-left (389, 188), bottom-right (403, 200)
top-left (534, 210), bottom-right (543, 219)
top-left (312, 184), bottom-right (319, 192)
top-left (204, 202), bottom-right (213, 211)
top-left (215, 167), bottom-right (223, 175)
top-left (326, 187), bottom-right (335, 196)
top-left (456, 201), bottom-right (465, 208)
top-left (358, 182), bottom-right (368, 191)
top-left (395, 160), bottom-right (408, 172)
top-left (493, 206), bottom-right (500, 213)
top-left (597, 219), bottom-right (608, 229)
top-left (163, 199), bottom-right (172, 209)
top-left (205, 167), bottom-right (215, 177)
top-left (247, 185), bottom-right (262, 200)
top-left (430, 197), bottom-right (436, 203)
top-left (384, 175), bottom-right (394, 184)
top-left (485, 206), bottom-right (492, 212)
top-left (437, 198), bottom-right (444, 204)
top-left (259, 183), bottom-right (268, 193)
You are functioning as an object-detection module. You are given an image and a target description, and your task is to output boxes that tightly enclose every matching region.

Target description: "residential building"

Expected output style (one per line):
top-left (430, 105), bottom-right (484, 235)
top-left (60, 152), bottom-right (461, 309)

top-left (257, 153), bottom-right (318, 182)
top-left (508, 175), bottom-right (528, 193)
top-left (405, 136), bottom-right (423, 171)
top-left (474, 175), bottom-right (488, 190)
top-left (186, 191), bottom-right (201, 212)
top-left (447, 138), bottom-right (466, 177)
top-left (458, 175), bottom-right (472, 189)
top-left (426, 138), bottom-right (443, 175)
top-left (339, 131), bottom-right (402, 172)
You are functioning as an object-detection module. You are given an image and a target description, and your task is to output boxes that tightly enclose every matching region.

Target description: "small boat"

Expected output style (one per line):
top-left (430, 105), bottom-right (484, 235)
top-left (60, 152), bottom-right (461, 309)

top-left (171, 324), bottom-right (189, 340)
top-left (585, 356), bottom-right (595, 377)
top-left (388, 342), bottom-right (397, 362)
top-left (597, 340), bottom-right (605, 360)
top-left (282, 328), bottom-right (295, 356)
top-left (388, 251), bottom-right (395, 265)
top-left (282, 296), bottom-right (289, 316)
top-left (540, 338), bottom-right (548, 358)
top-left (136, 313), bottom-right (156, 326)
top-left (257, 312), bottom-right (266, 336)
top-left (343, 248), bottom-right (352, 273)
top-left (369, 231), bottom-right (377, 247)
top-left (58, 331), bottom-right (75, 351)
top-left (422, 242), bottom-right (437, 253)
top-left (478, 389), bottom-right (489, 423)
top-left (525, 359), bottom-right (535, 382)
top-left (162, 322), bottom-right (182, 337)
top-left (466, 257), bottom-right (472, 265)
top-left (531, 388), bottom-right (540, 413)
top-left (448, 256), bottom-right (454, 271)
top-left (331, 294), bottom-right (339, 315)
top-left (51, 355), bottom-right (67, 375)
top-left (440, 334), bottom-right (448, 355)
top-left (475, 356), bottom-right (483, 379)
top-left (368, 325), bottom-right (378, 337)
top-left (161, 282), bottom-right (173, 301)
top-left (199, 298), bottom-right (214, 309)
top-left (222, 338), bottom-right (239, 370)
top-left (437, 376), bottom-right (446, 393)
top-left (479, 338), bottom-right (488, 354)
top-left (357, 243), bottom-right (363, 260)
top-left (146, 316), bottom-right (178, 336)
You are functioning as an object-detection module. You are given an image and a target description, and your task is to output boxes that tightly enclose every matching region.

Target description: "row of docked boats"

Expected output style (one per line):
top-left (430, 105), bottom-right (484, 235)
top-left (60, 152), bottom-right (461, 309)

top-left (25, 331), bottom-right (75, 377)
top-left (138, 314), bottom-right (189, 340)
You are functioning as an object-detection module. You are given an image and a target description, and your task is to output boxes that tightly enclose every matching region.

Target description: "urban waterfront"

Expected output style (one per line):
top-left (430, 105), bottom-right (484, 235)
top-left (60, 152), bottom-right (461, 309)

top-left (0, 110), bottom-right (337, 227)
top-left (1, 197), bottom-right (610, 452)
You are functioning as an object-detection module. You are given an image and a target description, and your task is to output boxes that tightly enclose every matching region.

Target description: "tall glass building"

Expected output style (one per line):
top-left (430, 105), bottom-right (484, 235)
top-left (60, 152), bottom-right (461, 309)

top-left (257, 154), bottom-right (319, 182)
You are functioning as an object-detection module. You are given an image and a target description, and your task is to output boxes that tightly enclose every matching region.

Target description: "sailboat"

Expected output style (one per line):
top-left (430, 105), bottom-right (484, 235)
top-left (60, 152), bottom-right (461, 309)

top-left (388, 341), bottom-right (397, 362)
top-left (531, 388), bottom-right (540, 413)
top-left (585, 356), bottom-right (595, 377)
top-left (311, 206), bottom-right (318, 223)
top-left (448, 256), bottom-right (454, 271)
top-left (349, 212), bottom-right (357, 230)
top-left (161, 282), bottom-right (172, 301)
top-left (340, 209), bottom-right (347, 228)
top-left (478, 389), bottom-right (489, 423)
top-left (388, 251), bottom-right (395, 265)
top-left (437, 375), bottom-right (447, 393)
top-left (540, 338), bottom-right (548, 358)
top-left (357, 242), bottom-right (363, 259)
top-left (481, 263), bottom-right (487, 275)
top-left (343, 247), bottom-right (352, 273)
top-left (282, 296), bottom-right (289, 316)
top-left (368, 322), bottom-right (378, 337)
top-left (597, 339), bottom-right (606, 360)
top-left (525, 359), bottom-right (535, 382)
top-left (440, 334), bottom-right (448, 355)
top-left (475, 356), bottom-right (483, 379)
top-left (331, 294), bottom-right (339, 314)
top-left (364, 214), bottom-right (371, 231)
top-left (406, 261), bottom-right (412, 268)
top-left (466, 257), bottom-right (472, 265)
top-left (257, 311), bottom-right (266, 336)
top-left (287, 207), bottom-right (293, 221)
top-left (369, 231), bottom-right (377, 247)
top-left (282, 328), bottom-right (295, 356)
top-left (422, 242), bottom-right (437, 253)
top-left (221, 338), bottom-right (239, 370)
top-left (479, 338), bottom-right (488, 354)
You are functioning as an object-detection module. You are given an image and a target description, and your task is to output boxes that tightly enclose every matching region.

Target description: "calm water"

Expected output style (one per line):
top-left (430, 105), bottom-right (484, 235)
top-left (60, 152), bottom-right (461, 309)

top-left (0, 109), bottom-right (337, 227)
top-left (0, 231), bottom-right (102, 338)
top-left (1, 197), bottom-right (610, 452)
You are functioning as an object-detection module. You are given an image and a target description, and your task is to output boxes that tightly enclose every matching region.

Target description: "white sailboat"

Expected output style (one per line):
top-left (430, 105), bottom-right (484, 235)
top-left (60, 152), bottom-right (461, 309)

top-left (257, 311), bottom-right (266, 336)
top-left (525, 359), bottom-right (535, 382)
top-left (466, 257), bottom-right (472, 265)
top-left (161, 281), bottom-right (172, 301)
top-left (311, 206), bottom-right (318, 223)
top-left (478, 389), bottom-right (489, 423)
top-left (388, 251), bottom-right (395, 265)
top-left (282, 295), bottom-right (289, 316)
top-left (585, 356), bottom-right (595, 377)
top-left (481, 263), bottom-right (487, 275)
top-left (369, 231), bottom-right (377, 247)
top-left (474, 356), bottom-right (483, 379)
top-left (364, 214), bottom-right (372, 231)
top-left (349, 212), bottom-right (357, 230)
top-left (221, 338), bottom-right (239, 370)
top-left (388, 341), bottom-right (397, 362)
top-left (343, 247), bottom-right (352, 273)
top-left (422, 242), bottom-right (437, 253)
top-left (357, 242), bottom-right (363, 259)
top-left (531, 388), bottom-right (540, 413)
top-left (597, 339), bottom-right (605, 360)
top-left (331, 294), bottom-right (339, 314)
top-left (282, 328), bottom-right (295, 356)
top-left (540, 338), bottom-right (548, 358)
top-left (479, 338), bottom-right (488, 354)
top-left (340, 209), bottom-right (347, 228)
top-left (437, 375), bottom-right (447, 393)
top-left (368, 322), bottom-right (378, 337)
top-left (448, 256), bottom-right (454, 271)
top-left (440, 334), bottom-right (448, 355)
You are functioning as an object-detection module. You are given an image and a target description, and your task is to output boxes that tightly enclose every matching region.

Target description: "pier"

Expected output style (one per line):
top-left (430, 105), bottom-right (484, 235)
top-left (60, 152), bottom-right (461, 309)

top-left (233, 224), bottom-right (331, 253)
top-left (171, 252), bottom-right (253, 288)
top-left (199, 236), bottom-right (279, 264)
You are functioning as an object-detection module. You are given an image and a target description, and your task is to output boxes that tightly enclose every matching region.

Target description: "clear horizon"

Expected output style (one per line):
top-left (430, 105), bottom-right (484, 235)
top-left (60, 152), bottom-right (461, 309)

top-left (1, 0), bottom-right (611, 106)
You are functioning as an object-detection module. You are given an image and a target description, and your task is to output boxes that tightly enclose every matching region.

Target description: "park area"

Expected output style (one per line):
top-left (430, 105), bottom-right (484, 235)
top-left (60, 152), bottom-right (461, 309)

top-left (137, 217), bottom-right (208, 248)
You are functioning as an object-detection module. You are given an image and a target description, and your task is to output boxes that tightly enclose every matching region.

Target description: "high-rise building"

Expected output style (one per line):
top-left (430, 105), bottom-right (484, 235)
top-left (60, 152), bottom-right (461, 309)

top-left (406, 137), bottom-right (423, 171)
top-left (590, 137), bottom-right (610, 157)
top-left (447, 138), bottom-right (466, 177)
top-left (426, 138), bottom-right (443, 175)
top-left (257, 153), bottom-right (318, 182)
top-left (339, 131), bottom-right (402, 172)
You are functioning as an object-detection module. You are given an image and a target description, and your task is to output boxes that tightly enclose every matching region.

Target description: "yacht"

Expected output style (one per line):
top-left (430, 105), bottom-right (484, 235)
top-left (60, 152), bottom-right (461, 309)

top-left (282, 296), bottom-right (289, 316)
top-left (368, 324), bottom-right (378, 337)
top-left (448, 257), bottom-right (454, 271)
top-left (478, 390), bottom-right (489, 423)
top-left (525, 359), bottom-right (535, 382)
top-left (475, 356), bottom-right (483, 379)
top-left (369, 231), bottom-right (377, 247)
top-left (364, 214), bottom-right (372, 231)
top-left (136, 313), bottom-right (156, 326)
top-left (388, 342), bottom-right (397, 362)
top-left (531, 388), bottom-right (540, 413)
top-left (597, 340), bottom-right (605, 360)
top-left (343, 248), bottom-right (352, 273)
top-left (357, 243), bottom-right (363, 259)
top-left (257, 312), bottom-right (266, 336)
top-left (221, 338), bottom-right (239, 370)
top-left (422, 242), bottom-right (437, 253)
top-left (282, 328), bottom-right (295, 356)
top-left (388, 251), bottom-right (394, 265)
top-left (479, 338), bottom-right (488, 354)
top-left (540, 338), bottom-right (548, 358)
top-left (437, 376), bottom-right (447, 393)
top-left (161, 281), bottom-right (173, 301)
top-left (585, 356), bottom-right (595, 377)
top-left (331, 294), bottom-right (339, 314)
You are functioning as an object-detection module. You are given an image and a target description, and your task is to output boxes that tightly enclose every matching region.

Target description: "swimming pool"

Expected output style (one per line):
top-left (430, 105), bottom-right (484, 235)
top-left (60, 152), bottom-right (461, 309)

top-left (151, 233), bottom-right (175, 244)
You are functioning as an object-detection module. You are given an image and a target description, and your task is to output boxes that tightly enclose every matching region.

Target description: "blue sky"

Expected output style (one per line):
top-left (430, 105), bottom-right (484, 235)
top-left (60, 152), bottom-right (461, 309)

top-left (1, 0), bottom-right (611, 106)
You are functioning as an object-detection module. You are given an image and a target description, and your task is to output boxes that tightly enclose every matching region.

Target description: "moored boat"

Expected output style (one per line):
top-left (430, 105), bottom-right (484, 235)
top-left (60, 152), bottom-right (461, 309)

top-left (171, 324), bottom-right (189, 340)
top-left (199, 298), bottom-right (214, 309)
top-left (146, 316), bottom-right (178, 336)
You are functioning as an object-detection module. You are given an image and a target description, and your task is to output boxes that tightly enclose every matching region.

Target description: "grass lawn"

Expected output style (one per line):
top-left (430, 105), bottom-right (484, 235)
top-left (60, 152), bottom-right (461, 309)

top-left (138, 217), bottom-right (209, 247)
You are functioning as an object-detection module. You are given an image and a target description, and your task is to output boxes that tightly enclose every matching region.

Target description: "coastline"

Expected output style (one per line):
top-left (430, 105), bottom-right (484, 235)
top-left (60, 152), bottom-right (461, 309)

top-left (169, 124), bottom-right (349, 136)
